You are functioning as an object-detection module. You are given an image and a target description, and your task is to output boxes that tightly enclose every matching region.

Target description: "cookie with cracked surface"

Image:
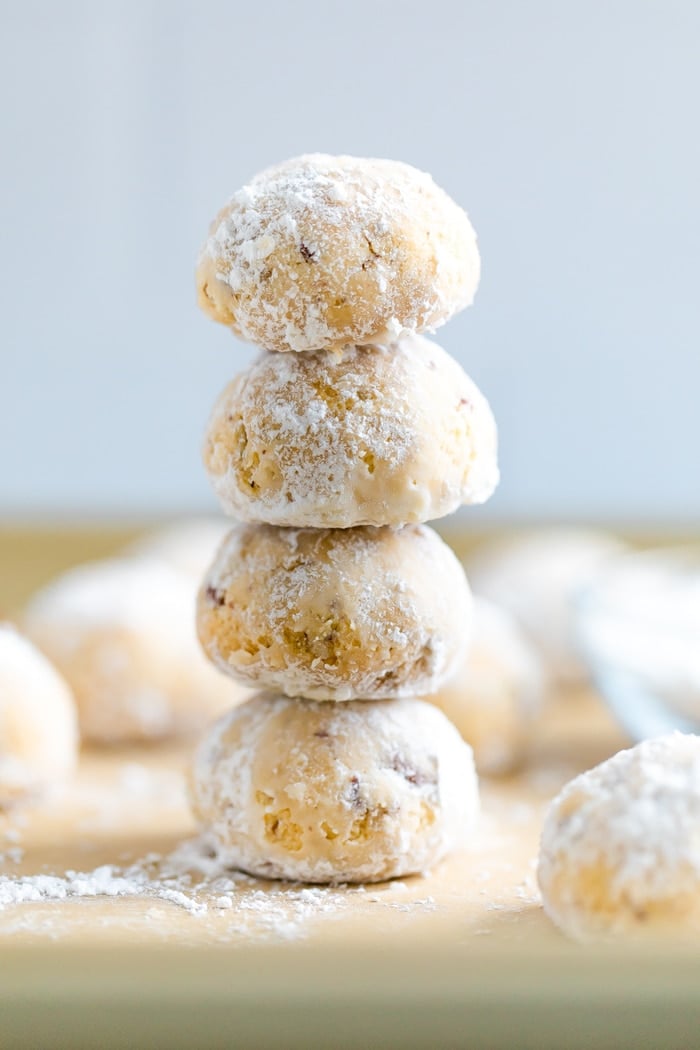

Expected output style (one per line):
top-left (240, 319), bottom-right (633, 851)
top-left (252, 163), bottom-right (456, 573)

top-left (196, 153), bottom-right (480, 352)
top-left (190, 693), bottom-right (478, 883)
top-left (198, 522), bottom-right (472, 702)
top-left (204, 334), bottom-right (498, 528)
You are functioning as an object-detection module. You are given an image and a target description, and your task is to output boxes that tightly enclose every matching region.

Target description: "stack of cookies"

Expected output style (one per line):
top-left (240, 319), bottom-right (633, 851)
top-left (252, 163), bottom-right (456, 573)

top-left (190, 155), bottom-right (499, 883)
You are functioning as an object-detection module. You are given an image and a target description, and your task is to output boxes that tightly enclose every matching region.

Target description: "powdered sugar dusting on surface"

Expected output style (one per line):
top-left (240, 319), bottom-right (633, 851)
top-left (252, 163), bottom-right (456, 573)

top-left (0, 865), bottom-right (207, 916)
top-left (199, 523), bottom-right (472, 701)
top-left (197, 154), bottom-right (479, 352)
top-left (0, 743), bottom-right (558, 940)
top-left (0, 834), bottom-right (447, 942)
top-left (0, 709), bottom-right (584, 944)
top-left (204, 334), bottom-right (498, 528)
top-left (189, 695), bottom-right (478, 884)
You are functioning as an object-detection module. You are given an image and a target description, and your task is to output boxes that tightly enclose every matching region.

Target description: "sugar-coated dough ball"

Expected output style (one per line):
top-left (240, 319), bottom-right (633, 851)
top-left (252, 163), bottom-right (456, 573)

top-left (466, 530), bottom-right (624, 682)
top-left (124, 517), bottom-right (230, 579)
top-left (204, 335), bottom-right (498, 528)
top-left (538, 734), bottom-right (700, 941)
top-left (191, 693), bottom-right (478, 883)
top-left (24, 558), bottom-right (249, 744)
top-left (197, 154), bottom-right (480, 353)
top-left (0, 624), bottom-right (78, 803)
top-left (198, 523), bottom-right (472, 702)
top-left (427, 597), bottom-right (543, 775)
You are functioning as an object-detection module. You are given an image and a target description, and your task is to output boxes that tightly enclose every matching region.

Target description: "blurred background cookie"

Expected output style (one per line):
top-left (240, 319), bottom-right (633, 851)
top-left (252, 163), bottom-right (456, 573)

top-left (124, 517), bottom-right (229, 578)
top-left (0, 623), bottom-right (78, 803)
top-left (24, 551), bottom-right (249, 744)
top-left (426, 596), bottom-right (543, 775)
top-left (466, 529), bottom-right (625, 684)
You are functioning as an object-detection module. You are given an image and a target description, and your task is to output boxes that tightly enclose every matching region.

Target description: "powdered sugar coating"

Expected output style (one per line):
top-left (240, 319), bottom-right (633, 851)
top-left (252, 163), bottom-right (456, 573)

top-left (24, 558), bottom-right (249, 743)
top-left (204, 334), bottom-right (498, 528)
top-left (190, 693), bottom-right (478, 883)
top-left (427, 597), bottom-right (543, 775)
top-left (198, 523), bottom-right (472, 702)
top-left (538, 734), bottom-right (700, 941)
top-left (197, 154), bottom-right (480, 353)
top-left (0, 624), bottom-right (78, 802)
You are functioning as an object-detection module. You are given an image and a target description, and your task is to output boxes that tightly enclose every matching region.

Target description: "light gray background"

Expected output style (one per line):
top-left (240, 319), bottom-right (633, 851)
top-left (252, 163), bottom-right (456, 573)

top-left (2, 0), bottom-right (698, 522)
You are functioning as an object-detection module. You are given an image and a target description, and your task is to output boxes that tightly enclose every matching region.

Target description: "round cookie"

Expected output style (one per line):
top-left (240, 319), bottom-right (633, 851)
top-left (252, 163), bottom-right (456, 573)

top-left (198, 523), bottom-right (472, 702)
top-left (203, 335), bottom-right (498, 528)
top-left (427, 597), bottom-right (543, 775)
top-left (538, 734), bottom-right (700, 941)
top-left (466, 529), bottom-right (624, 683)
top-left (124, 517), bottom-right (230, 578)
top-left (190, 693), bottom-right (478, 883)
top-left (24, 557), bottom-right (249, 744)
top-left (0, 624), bottom-right (78, 803)
top-left (196, 154), bottom-right (480, 353)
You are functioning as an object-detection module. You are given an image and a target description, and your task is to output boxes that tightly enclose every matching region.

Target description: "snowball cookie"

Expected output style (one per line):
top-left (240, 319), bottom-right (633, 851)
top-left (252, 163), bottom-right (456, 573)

top-left (426, 597), bottom-right (543, 775)
top-left (24, 558), bottom-right (249, 744)
top-left (204, 334), bottom-right (498, 528)
top-left (538, 734), bottom-right (700, 941)
top-left (0, 624), bottom-right (78, 803)
top-left (124, 517), bottom-right (230, 578)
top-left (196, 153), bottom-right (480, 353)
top-left (198, 523), bottom-right (472, 702)
top-left (466, 529), bottom-right (624, 683)
top-left (191, 693), bottom-right (478, 883)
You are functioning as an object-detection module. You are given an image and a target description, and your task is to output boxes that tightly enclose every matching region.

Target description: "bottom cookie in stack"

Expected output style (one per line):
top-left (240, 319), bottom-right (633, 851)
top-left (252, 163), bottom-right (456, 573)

top-left (190, 693), bottom-right (478, 884)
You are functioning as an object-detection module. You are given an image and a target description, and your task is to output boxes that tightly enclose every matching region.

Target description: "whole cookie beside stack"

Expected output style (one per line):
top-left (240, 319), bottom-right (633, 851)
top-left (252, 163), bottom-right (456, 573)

top-left (191, 154), bottom-right (499, 883)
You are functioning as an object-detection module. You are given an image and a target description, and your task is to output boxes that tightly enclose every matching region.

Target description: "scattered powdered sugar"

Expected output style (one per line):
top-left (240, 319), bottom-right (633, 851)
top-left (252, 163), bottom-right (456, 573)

top-left (0, 847), bottom-right (24, 865)
top-left (0, 864), bottom-right (206, 916)
top-left (0, 834), bottom-right (445, 941)
top-left (228, 886), bottom-right (348, 939)
top-left (514, 876), bottom-right (541, 904)
top-left (381, 896), bottom-right (436, 913)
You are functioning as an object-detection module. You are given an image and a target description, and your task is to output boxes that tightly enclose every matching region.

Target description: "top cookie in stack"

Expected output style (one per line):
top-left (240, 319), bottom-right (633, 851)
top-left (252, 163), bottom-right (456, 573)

top-left (197, 154), bottom-right (480, 354)
top-left (197, 154), bottom-right (498, 529)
